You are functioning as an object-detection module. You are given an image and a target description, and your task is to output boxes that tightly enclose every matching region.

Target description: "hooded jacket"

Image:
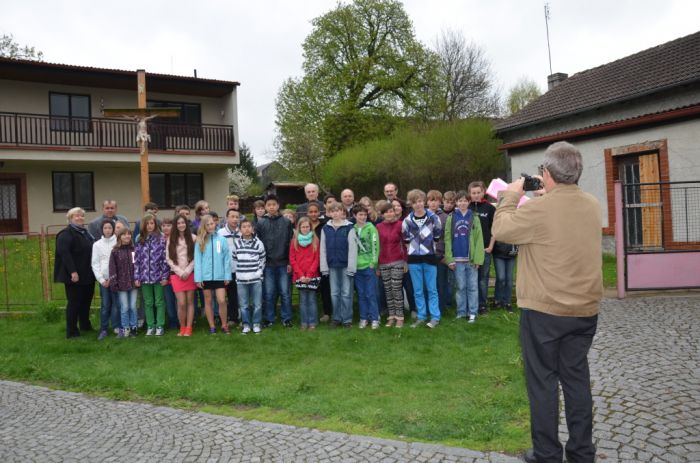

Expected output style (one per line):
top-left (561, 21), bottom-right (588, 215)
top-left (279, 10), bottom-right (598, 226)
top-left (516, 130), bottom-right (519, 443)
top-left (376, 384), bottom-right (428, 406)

top-left (134, 234), bottom-right (169, 284)
top-left (289, 236), bottom-right (321, 281)
top-left (109, 245), bottom-right (136, 292)
top-left (194, 233), bottom-right (232, 283)
top-left (255, 214), bottom-right (293, 266)
top-left (232, 235), bottom-right (266, 283)
top-left (320, 220), bottom-right (357, 275)
top-left (91, 234), bottom-right (117, 284)
top-left (353, 222), bottom-right (379, 270)
top-left (444, 208), bottom-right (485, 266)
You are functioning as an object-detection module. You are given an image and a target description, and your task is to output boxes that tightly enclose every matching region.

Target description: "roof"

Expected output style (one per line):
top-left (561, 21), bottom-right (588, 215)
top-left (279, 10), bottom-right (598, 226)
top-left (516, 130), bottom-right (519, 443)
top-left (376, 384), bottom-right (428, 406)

top-left (496, 30), bottom-right (700, 132)
top-left (0, 57), bottom-right (239, 97)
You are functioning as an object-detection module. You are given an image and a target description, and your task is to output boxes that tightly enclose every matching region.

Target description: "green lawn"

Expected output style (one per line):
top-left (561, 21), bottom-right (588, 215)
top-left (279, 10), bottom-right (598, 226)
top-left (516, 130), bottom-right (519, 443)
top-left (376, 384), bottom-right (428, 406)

top-left (0, 309), bottom-right (530, 454)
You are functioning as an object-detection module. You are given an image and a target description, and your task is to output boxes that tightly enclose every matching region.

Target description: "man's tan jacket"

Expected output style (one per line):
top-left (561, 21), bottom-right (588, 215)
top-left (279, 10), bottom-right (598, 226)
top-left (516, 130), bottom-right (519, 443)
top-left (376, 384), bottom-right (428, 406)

top-left (492, 184), bottom-right (602, 317)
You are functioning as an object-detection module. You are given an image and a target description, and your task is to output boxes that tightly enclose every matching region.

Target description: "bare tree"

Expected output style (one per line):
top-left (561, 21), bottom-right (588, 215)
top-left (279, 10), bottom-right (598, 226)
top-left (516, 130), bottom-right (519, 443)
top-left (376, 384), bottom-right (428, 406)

top-left (432, 29), bottom-right (500, 120)
top-left (0, 34), bottom-right (44, 61)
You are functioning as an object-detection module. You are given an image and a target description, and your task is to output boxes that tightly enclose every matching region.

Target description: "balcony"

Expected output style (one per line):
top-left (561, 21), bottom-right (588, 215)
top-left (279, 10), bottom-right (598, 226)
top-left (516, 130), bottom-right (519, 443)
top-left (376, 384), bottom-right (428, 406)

top-left (0, 112), bottom-right (235, 153)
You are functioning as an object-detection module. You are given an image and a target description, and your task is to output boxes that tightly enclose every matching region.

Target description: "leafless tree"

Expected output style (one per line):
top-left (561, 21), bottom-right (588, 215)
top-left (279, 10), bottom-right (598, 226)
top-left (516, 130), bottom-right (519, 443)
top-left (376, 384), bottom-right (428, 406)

top-left (432, 29), bottom-right (500, 120)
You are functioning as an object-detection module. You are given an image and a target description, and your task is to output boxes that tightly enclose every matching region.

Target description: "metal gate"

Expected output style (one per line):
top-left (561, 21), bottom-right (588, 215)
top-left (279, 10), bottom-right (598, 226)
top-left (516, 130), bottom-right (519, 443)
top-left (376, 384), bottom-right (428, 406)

top-left (614, 180), bottom-right (700, 294)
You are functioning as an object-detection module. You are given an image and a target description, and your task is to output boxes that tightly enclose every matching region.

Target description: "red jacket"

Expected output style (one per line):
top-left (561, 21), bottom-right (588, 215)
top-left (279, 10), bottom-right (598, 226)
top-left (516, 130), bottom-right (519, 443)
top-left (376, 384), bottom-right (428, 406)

top-left (289, 239), bottom-right (320, 281)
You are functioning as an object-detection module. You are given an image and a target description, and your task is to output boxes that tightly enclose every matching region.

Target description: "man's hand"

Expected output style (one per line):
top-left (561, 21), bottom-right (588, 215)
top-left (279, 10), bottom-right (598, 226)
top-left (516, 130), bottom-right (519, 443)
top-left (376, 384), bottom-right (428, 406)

top-left (532, 175), bottom-right (547, 197)
top-left (507, 177), bottom-right (525, 196)
top-left (448, 262), bottom-right (456, 271)
top-left (101, 280), bottom-right (109, 288)
top-left (70, 272), bottom-right (79, 283)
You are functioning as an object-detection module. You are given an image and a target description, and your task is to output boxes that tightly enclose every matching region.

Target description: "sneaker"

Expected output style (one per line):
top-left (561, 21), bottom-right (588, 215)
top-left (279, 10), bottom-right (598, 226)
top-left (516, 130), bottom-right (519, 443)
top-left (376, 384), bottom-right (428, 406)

top-left (358, 320), bottom-right (368, 329)
top-left (385, 318), bottom-right (395, 328)
top-left (371, 321), bottom-right (380, 330)
top-left (155, 327), bottom-right (164, 336)
top-left (505, 304), bottom-right (514, 313)
top-left (97, 330), bottom-right (108, 341)
top-left (427, 319), bottom-right (440, 329)
top-left (410, 310), bottom-right (418, 320)
top-left (146, 328), bottom-right (155, 336)
top-left (262, 320), bottom-right (273, 328)
top-left (177, 327), bottom-right (184, 337)
top-left (478, 306), bottom-right (488, 315)
top-left (395, 319), bottom-right (404, 328)
top-left (113, 328), bottom-right (120, 335)
top-left (209, 327), bottom-right (217, 335)
top-left (253, 324), bottom-right (261, 334)
top-left (308, 325), bottom-right (317, 331)
top-left (411, 319), bottom-right (425, 328)
top-left (330, 320), bottom-right (342, 328)
top-left (129, 327), bottom-right (137, 337)
top-left (283, 320), bottom-right (293, 328)
top-left (455, 314), bottom-right (466, 320)
top-left (183, 326), bottom-right (192, 337)
top-left (222, 326), bottom-right (231, 335)
top-left (343, 322), bottom-right (352, 329)
top-left (468, 315), bottom-right (476, 323)
top-left (242, 324), bottom-right (251, 334)
top-left (118, 328), bottom-right (126, 338)
top-left (319, 314), bottom-right (330, 323)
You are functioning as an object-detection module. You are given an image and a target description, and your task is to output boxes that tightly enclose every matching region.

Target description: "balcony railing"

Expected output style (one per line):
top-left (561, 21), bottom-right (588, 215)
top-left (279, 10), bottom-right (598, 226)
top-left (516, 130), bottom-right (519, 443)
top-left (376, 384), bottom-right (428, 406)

top-left (0, 112), bottom-right (234, 153)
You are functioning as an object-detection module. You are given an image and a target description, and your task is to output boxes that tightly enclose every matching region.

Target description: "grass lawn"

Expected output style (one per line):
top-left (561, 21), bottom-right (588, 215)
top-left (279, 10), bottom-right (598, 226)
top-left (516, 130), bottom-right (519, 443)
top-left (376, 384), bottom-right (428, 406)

top-left (0, 308), bottom-right (530, 454)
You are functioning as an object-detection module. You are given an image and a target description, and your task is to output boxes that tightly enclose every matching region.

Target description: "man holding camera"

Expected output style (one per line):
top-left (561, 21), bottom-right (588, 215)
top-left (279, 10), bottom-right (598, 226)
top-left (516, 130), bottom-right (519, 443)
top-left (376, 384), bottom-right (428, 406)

top-left (492, 141), bottom-right (602, 463)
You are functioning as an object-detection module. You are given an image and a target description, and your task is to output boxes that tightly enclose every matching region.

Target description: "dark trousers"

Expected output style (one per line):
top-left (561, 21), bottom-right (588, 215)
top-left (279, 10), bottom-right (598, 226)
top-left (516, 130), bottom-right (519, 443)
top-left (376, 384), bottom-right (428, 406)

top-left (64, 283), bottom-right (95, 337)
top-left (226, 273), bottom-right (239, 323)
top-left (520, 309), bottom-right (598, 463)
top-left (320, 274), bottom-right (332, 316)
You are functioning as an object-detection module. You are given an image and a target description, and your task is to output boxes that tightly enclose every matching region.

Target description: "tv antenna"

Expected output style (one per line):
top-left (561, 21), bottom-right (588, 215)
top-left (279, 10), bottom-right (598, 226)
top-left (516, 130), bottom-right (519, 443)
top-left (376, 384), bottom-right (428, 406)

top-left (544, 3), bottom-right (553, 75)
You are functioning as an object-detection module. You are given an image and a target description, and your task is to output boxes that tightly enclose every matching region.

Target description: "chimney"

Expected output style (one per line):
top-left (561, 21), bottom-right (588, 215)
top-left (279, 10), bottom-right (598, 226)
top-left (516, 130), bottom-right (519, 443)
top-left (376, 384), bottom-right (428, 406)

top-left (547, 72), bottom-right (568, 90)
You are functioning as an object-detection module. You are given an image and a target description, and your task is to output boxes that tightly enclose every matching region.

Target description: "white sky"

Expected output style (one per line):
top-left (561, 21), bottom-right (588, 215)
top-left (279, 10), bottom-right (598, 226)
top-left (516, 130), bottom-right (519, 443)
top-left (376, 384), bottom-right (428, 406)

top-left (2, 0), bottom-right (699, 164)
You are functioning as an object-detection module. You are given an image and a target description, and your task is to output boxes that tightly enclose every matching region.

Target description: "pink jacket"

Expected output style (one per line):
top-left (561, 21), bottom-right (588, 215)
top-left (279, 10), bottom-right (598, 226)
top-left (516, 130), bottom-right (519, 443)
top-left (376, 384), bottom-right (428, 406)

top-left (166, 235), bottom-right (196, 278)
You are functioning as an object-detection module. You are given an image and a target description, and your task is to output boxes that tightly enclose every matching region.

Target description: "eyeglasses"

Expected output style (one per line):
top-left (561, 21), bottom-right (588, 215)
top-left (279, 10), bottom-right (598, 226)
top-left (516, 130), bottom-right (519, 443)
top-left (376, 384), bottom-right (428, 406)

top-left (537, 164), bottom-right (545, 175)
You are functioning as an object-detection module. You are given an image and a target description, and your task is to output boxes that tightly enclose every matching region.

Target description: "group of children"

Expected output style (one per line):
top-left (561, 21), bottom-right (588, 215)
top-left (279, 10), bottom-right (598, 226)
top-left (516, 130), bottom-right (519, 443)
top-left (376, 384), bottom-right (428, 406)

top-left (92, 183), bottom-right (517, 338)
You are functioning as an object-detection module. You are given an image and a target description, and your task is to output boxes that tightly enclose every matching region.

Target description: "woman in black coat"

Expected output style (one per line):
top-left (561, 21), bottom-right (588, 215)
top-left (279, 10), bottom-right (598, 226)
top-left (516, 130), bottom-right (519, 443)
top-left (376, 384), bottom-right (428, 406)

top-left (54, 207), bottom-right (96, 338)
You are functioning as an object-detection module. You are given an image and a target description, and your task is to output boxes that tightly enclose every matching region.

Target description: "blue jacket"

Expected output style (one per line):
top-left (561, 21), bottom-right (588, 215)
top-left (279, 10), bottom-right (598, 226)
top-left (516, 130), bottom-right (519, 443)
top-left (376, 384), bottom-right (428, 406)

top-left (194, 233), bottom-right (232, 283)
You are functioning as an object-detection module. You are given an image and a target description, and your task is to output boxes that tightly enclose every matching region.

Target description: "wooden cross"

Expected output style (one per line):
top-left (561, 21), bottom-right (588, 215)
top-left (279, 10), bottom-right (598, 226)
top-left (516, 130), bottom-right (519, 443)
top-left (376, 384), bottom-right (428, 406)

top-left (103, 70), bottom-right (180, 209)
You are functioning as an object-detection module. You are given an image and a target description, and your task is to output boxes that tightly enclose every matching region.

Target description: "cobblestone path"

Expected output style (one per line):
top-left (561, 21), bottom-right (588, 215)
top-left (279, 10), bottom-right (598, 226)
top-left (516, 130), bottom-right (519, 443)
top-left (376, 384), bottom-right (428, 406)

top-left (0, 295), bottom-right (698, 462)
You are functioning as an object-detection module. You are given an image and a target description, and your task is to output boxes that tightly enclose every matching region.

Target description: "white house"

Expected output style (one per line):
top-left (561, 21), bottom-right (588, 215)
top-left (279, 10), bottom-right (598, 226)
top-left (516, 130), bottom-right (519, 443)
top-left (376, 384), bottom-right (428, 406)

top-left (495, 31), bottom-right (700, 253)
top-left (0, 57), bottom-right (240, 233)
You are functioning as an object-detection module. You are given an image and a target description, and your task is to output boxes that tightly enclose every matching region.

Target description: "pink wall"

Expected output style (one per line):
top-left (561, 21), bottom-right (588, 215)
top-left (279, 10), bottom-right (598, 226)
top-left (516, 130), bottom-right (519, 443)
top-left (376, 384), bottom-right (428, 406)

top-left (627, 252), bottom-right (700, 289)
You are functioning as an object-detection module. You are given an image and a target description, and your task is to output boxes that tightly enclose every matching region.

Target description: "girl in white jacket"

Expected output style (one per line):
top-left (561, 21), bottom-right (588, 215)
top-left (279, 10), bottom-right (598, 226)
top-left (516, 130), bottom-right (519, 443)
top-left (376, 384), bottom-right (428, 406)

top-left (91, 220), bottom-right (119, 340)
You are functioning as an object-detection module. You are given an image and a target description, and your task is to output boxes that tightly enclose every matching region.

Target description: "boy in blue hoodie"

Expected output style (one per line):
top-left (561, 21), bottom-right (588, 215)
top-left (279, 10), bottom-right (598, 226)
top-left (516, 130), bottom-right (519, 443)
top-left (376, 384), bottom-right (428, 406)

top-left (444, 190), bottom-right (485, 323)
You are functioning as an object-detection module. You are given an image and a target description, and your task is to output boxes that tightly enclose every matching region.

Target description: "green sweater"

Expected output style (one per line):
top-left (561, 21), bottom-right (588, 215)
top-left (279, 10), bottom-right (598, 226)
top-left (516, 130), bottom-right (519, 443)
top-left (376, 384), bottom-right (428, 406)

top-left (444, 211), bottom-right (485, 266)
top-left (354, 223), bottom-right (379, 270)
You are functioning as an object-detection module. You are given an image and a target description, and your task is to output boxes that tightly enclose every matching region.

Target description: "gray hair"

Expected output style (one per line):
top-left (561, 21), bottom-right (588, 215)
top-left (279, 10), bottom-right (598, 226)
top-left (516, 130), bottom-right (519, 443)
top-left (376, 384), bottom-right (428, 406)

top-left (543, 141), bottom-right (583, 185)
top-left (66, 207), bottom-right (85, 222)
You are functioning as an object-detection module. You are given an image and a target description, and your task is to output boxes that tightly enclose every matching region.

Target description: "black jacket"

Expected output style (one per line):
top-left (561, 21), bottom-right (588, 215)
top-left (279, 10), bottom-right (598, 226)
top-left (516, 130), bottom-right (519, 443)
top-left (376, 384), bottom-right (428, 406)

top-left (54, 225), bottom-right (96, 285)
top-left (255, 214), bottom-right (293, 266)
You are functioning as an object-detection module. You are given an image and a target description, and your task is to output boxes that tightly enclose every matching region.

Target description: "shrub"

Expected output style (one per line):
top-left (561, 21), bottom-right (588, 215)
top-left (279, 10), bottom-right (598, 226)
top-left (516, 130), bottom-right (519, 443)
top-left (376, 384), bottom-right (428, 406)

top-left (37, 301), bottom-right (64, 323)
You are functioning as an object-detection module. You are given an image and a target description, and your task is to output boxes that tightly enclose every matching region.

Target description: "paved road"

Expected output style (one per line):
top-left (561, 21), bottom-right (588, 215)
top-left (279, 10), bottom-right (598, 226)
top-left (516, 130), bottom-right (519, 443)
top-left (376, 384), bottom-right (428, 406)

top-left (1, 295), bottom-right (698, 462)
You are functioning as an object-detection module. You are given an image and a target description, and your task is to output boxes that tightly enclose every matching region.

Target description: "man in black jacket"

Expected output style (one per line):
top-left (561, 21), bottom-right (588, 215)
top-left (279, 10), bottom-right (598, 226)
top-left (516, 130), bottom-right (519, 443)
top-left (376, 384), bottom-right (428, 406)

top-left (255, 195), bottom-right (294, 327)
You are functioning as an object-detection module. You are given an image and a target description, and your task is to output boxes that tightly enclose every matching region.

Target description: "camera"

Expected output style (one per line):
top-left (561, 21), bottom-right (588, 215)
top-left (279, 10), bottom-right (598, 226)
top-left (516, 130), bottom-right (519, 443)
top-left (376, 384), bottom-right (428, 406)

top-left (521, 173), bottom-right (543, 191)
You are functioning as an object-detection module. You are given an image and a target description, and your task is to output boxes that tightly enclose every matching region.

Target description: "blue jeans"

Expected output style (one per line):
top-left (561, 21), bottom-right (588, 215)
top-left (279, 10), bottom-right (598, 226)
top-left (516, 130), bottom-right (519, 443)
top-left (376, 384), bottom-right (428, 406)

top-left (355, 267), bottom-right (379, 322)
top-left (99, 285), bottom-right (121, 331)
top-left (264, 265), bottom-right (292, 323)
top-left (298, 289), bottom-right (318, 326)
top-left (237, 281), bottom-right (263, 326)
top-left (118, 289), bottom-right (138, 329)
top-left (328, 267), bottom-right (354, 324)
top-left (408, 262), bottom-right (440, 321)
top-left (437, 260), bottom-right (451, 313)
top-left (477, 252), bottom-right (492, 308)
top-left (494, 256), bottom-right (516, 306)
top-left (454, 262), bottom-right (479, 317)
top-left (163, 283), bottom-right (178, 328)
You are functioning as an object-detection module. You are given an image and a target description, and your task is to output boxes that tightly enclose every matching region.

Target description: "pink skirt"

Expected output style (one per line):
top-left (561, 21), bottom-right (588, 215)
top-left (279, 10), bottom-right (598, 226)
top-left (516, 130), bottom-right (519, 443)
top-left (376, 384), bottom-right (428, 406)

top-left (170, 273), bottom-right (196, 292)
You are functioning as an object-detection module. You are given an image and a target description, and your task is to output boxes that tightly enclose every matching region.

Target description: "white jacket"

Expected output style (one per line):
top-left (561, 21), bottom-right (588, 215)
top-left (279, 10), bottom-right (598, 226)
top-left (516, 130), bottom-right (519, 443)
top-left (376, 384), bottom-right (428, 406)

top-left (91, 235), bottom-right (117, 284)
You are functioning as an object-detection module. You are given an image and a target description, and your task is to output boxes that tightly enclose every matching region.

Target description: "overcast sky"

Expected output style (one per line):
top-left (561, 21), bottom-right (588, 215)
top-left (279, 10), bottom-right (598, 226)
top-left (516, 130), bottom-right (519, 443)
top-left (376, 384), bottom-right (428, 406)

top-left (2, 0), bottom-right (699, 164)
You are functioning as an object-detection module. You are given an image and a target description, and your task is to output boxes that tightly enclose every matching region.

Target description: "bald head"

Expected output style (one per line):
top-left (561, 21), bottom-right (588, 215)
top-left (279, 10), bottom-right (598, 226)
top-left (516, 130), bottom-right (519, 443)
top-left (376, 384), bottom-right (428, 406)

top-left (304, 183), bottom-right (319, 202)
top-left (340, 189), bottom-right (354, 207)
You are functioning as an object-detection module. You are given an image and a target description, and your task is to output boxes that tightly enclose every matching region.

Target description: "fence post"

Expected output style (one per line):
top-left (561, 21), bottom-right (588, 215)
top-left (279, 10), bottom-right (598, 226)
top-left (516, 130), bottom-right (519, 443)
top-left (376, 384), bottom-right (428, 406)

top-left (40, 225), bottom-right (50, 302)
top-left (1, 236), bottom-right (9, 309)
top-left (614, 181), bottom-right (626, 299)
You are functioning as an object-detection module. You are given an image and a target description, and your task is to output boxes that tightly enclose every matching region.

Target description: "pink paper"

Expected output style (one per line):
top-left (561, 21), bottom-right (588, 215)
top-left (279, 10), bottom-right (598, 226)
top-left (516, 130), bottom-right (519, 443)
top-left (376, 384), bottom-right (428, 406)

top-left (486, 178), bottom-right (529, 208)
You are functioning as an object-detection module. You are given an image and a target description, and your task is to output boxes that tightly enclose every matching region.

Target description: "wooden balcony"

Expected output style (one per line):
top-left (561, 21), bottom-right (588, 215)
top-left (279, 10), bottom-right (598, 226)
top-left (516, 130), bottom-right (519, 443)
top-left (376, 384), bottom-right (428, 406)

top-left (0, 112), bottom-right (235, 153)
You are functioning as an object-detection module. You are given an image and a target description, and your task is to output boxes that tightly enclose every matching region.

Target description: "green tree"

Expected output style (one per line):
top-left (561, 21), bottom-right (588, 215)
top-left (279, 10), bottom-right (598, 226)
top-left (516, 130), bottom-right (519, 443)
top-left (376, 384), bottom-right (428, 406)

top-left (507, 77), bottom-right (542, 115)
top-left (237, 142), bottom-right (258, 181)
top-left (275, 0), bottom-right (434, 167)
top-left (0, 34), bottom-right (44, 60)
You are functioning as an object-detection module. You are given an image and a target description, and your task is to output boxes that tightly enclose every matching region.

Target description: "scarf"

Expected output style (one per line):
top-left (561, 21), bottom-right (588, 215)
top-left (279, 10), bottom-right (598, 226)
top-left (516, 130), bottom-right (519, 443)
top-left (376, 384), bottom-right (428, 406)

top-left (297, 232), bottom-right (313, 247)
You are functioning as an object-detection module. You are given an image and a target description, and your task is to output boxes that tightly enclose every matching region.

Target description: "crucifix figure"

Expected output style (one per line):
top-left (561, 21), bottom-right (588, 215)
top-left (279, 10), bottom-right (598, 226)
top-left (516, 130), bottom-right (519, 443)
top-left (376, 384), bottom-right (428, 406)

top-left (103, 70), bottom-right (179, 208)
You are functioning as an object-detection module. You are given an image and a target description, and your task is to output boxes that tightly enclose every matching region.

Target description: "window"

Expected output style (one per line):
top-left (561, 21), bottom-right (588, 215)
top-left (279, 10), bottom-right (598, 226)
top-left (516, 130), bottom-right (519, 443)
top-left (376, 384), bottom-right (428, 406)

top-left (52, 172), bottom-right (94, 211)
top-left (147, 100), bottom-right (202, 125)
top-left (49, 92), bottom-right (91, 132)
top-left (149, 173), bottom-right (203, 208)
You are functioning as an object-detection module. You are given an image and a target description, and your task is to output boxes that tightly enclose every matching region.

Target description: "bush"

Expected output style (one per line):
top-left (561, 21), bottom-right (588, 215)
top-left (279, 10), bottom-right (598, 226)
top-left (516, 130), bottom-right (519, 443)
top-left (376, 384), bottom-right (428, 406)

top-left (321, 119), bottom-right (505, 197)
top-left (37, 301), bottom-right (64, 323)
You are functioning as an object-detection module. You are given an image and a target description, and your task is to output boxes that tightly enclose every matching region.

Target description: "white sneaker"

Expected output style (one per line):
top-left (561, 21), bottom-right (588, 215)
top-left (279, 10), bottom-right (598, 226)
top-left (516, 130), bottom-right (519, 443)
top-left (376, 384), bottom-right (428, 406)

top-left (468, 315), bottom-right (476, 324)
top-left (146, 327), bottom-right (155, 336)
top-left (113, 328), bottom-right (120, 335)
top-left (242, 325), bottom-right (251, 334)
top-left (358, 320), bottom-right (368, 329)
top-left (253, 324), bottom-right (261, 334)
top-left (427, 319), bottom-right (439, 329)
top-left (155, 327), bottom-right (164, 336)
top-left (371, 320), bottom-right (380, 330)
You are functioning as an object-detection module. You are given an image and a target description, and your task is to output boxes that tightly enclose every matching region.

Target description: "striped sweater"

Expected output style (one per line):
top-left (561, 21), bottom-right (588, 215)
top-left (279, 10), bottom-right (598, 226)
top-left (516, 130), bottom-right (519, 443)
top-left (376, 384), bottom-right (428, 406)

top-left (232, 236), bottom-right (266, 283)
